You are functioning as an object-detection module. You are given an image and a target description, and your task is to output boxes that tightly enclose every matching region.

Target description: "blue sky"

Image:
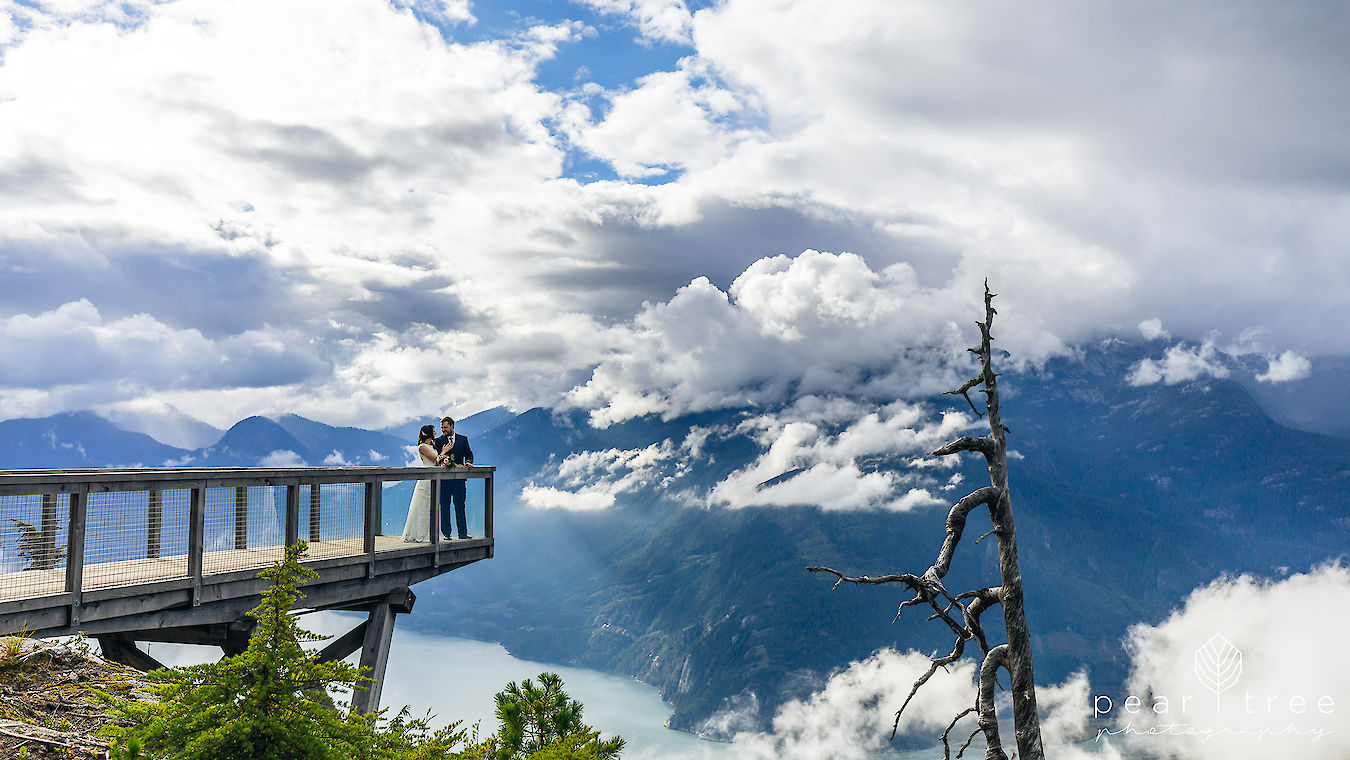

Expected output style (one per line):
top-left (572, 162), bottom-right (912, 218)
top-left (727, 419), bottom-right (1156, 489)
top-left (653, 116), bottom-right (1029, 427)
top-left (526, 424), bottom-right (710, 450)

top-left (0, 0), bottom-right (1346, 438)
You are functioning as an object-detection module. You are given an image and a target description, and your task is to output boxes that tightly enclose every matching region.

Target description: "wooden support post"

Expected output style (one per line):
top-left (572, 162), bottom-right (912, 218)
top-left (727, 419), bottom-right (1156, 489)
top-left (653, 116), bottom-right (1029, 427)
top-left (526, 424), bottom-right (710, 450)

top-left (234, 486), bottom-right (248, 550)
top-left (146, 489), bottom-right (163, 559)
top-left (221, 619), bottom-right (254, 657)
top-left (353, 602), bottom-right (396, 715)
top-left (317, 620), bottom-right (369, 664)
top-left (363, 481), bottom-right (379, 576)
top-left (484, 472), bottom-right (494, 545)
top-left (285, 485), bottom-right (299, 546)
top-left (187, 485), bottom-right (204, 606)
top-left (97, 634), bottom-right (167, 672)
top-left (351, 588), bottom-right (414, 715)
top-left (429, 479), bottom-right (440, 565)
top-left (309, 484), bottom-right (322, 544)
top-left (65, 489), bottom-right (86, 624)
top-left (39, 494), bottom-right (59, 570)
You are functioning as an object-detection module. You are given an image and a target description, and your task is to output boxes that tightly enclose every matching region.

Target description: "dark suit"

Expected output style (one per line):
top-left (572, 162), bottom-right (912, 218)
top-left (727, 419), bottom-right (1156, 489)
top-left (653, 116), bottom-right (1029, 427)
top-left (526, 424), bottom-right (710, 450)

top-left (434, 433), bottom-right (474, 539)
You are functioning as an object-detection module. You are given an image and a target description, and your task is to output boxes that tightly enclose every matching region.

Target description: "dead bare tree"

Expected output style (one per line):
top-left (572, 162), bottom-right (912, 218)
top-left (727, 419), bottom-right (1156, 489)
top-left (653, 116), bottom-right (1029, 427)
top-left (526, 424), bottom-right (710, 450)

top-left (809, 282), bottom-right (1044, 760)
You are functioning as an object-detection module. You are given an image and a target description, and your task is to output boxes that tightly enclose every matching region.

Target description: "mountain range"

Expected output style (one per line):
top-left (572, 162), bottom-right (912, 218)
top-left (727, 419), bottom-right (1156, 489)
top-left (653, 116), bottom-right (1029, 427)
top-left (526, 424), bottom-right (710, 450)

top-left (2, 341), bottom-right (1348, 738)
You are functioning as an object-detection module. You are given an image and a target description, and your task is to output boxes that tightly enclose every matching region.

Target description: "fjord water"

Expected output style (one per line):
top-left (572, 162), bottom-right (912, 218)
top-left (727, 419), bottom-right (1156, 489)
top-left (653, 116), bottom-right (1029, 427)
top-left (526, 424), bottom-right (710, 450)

top-left (372, 626), bottom-right (737, 760)
top-left (321, 615), bottom-right (945, 760)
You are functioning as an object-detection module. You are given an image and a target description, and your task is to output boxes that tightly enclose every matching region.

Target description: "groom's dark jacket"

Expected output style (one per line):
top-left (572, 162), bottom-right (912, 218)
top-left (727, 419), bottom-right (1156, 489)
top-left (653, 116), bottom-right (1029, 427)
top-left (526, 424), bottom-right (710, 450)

top-left (434, 433), bottom-right (473, 466)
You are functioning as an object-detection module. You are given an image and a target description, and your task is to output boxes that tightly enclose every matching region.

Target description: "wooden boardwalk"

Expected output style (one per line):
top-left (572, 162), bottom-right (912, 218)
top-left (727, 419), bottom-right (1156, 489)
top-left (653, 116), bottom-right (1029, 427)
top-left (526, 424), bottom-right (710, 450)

top-left (0, 465), bottom-right (495, 713)
top-left (0, 534), bottom-right (469, 600)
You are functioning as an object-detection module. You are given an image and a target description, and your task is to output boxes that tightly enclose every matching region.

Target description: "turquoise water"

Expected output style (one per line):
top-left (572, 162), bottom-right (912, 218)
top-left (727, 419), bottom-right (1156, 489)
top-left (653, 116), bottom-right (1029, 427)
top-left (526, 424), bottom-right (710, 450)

top-left (370, 626), bottom-right (736, 760)
top-left (147, 614), bottom-right (1082, 759)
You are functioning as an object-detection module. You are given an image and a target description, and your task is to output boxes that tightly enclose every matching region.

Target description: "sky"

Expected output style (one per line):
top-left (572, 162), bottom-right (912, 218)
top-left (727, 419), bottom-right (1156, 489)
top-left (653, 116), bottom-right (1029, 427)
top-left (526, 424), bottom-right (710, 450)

top-left (1, 0), bottom-right (1348, 434)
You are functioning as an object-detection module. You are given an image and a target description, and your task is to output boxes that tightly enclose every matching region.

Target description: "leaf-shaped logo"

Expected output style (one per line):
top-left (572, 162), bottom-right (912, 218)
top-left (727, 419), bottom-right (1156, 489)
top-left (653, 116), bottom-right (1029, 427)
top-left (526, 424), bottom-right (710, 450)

top-left (1194, 633), bottom-right (1242, 709)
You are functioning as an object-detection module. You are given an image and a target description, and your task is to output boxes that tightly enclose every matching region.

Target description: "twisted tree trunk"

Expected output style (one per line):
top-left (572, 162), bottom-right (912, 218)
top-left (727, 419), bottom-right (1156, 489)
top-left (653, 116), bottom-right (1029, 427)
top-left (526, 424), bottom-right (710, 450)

top-left (809, 281), bottom-right (1044, 760)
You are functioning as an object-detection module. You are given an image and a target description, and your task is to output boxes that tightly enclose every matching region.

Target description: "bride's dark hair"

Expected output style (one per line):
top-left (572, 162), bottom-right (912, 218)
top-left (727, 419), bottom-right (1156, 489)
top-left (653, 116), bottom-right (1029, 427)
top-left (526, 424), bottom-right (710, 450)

top-left (417, 424), bottom-right (436, 444)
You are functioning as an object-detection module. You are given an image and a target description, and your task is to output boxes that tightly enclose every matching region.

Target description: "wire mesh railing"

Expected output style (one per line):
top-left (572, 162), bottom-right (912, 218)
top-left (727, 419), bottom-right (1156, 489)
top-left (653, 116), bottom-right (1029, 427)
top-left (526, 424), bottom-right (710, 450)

top-left (0, 494), bottom-right (69, 599)
top-left (0, 466), bottom-right (494, 604)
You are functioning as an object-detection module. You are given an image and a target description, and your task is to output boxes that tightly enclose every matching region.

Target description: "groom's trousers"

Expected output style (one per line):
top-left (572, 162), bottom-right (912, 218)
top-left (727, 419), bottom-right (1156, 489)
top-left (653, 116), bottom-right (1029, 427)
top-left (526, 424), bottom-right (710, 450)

top-left (439, 480), bottom-right (469, 539)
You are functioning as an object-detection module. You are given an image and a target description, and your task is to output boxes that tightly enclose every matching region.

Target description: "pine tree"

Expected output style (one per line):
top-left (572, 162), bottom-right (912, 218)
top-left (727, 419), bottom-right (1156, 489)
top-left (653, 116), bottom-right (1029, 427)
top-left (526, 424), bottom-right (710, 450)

top-left (484, 673), bottom-right (624, 760)
top-left (101, 542), bottom-right (436, 759)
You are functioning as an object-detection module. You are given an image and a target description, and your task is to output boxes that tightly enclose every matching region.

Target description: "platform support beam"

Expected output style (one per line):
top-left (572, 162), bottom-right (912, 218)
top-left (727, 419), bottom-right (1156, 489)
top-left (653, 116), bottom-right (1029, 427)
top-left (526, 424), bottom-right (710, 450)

top-left (351, 587), bottom-right (416, 715)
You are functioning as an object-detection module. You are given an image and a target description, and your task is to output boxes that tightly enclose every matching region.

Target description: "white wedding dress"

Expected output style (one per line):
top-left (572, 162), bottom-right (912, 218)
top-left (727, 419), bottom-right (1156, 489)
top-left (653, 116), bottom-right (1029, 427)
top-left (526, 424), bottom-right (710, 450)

top-left (401, 448), bottom-right (438, 542)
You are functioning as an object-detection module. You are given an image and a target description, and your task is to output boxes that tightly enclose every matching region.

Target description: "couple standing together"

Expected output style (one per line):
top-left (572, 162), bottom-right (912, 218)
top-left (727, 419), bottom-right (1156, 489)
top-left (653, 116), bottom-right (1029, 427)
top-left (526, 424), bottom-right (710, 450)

top-left (401, 416), bottom-right (474, 542)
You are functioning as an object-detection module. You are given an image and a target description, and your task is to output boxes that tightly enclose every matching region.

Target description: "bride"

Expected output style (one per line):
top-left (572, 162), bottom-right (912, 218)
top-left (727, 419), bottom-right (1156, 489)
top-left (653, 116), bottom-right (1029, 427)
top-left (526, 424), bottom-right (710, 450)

top-left (401, 425), bottom-right (440, 542)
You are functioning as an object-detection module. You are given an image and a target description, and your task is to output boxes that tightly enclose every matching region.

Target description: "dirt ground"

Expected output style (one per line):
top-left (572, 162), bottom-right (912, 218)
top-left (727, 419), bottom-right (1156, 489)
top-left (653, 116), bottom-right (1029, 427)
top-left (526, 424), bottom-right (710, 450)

top-left (0, 636), bottom-right (149, 760)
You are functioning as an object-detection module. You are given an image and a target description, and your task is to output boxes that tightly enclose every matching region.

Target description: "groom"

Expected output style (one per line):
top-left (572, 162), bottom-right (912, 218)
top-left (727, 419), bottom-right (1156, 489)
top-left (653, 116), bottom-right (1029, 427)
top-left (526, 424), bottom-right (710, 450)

top-left (435, 416), bottom-right (474, 540)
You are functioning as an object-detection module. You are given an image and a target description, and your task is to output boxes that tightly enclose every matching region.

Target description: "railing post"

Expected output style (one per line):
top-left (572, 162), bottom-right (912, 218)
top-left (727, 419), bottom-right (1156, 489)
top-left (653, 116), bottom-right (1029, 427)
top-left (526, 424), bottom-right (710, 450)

top-left (40, 494), bottom-right (59, 570)
top-left (65, 488), bottom-right (87, 625)
top-left (285, 485), bottom-right (299, 546)
top-left (364, 480), bottom-right (379, 577)
top-left (146, 489), bottom-right (163, 559)
top-left (309, 484), bottom-right (322, 543)
top-left (234, 486), bottom-right (248, 550)
top-left (187, 485), bottom-right (204, 606)
top-left (429, 478), bottom-right (440, 566)
top-left (484, 471), bottom-right (494, 545)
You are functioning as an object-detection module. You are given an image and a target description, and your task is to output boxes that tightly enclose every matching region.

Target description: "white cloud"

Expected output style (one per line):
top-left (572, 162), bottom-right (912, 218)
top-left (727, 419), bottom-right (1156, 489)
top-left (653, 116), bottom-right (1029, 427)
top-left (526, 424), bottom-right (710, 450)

top-left (520, 441), bottom-right (680, 511)
top-left (705, 401), bottom-right (971, 511)
top-left (520, 484), bottom-right (616, 511)
top-left (1139, 318), bottom-right (1170, 341)
top-left (726, 649), bottom-right (978, 760)
top-left (575, 0), bottom-right (692, 45)
top-left (258, 449), bottom-right (304, 467)
top-left (322, 449), bottom-right (351, 465)
top-left (1112, 564), bottom-right (1350, 759)
top-left (0, 0), bottom-right (1341, 434)
top-left (1255, 350), bottom-right (1312, 384)
top-left (566, 252), bottom-right (990, 428)
top-left (722, 648), bottom-right (1110, 760)
top-left (1127, 338), bottom-right (1232, 387)
top-left (0, 300), bottom-right (325, 395)
top-left (389, 0), bottom-right (475, 27)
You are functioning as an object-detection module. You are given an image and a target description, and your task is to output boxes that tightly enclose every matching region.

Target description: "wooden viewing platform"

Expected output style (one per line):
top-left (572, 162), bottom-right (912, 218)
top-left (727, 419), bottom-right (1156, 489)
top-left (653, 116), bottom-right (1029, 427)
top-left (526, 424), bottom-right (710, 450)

top-left (0, 465), bottom-right (494, 713)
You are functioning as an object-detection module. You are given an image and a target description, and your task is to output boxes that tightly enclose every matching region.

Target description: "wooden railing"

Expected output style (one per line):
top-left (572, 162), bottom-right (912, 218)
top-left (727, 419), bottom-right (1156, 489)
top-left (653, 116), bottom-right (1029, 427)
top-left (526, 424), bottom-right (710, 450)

top-left (0, 466), bottom-right (494, 616)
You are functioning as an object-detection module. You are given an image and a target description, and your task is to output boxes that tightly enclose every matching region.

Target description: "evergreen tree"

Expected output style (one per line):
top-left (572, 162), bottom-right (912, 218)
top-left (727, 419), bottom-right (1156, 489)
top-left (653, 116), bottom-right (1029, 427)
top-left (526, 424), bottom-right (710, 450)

top-left (485, 673), bottom-right (623, 760)
top-left (101, 542), bottom-right (463, 760)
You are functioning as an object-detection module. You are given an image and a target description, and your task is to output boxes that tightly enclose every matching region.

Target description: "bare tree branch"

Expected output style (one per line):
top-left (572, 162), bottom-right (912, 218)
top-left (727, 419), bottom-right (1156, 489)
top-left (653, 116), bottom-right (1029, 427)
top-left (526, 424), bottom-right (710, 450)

top-left (930, 487), bottom-right (1000, 579)
top-left (945, 377), bottom-right (986, 418)
top-left (941, 706), bottom-right (977, 760)
top-left (932, 436), bottom-right (997, 460)
top-left (890, 632), bottom-right (972, 738)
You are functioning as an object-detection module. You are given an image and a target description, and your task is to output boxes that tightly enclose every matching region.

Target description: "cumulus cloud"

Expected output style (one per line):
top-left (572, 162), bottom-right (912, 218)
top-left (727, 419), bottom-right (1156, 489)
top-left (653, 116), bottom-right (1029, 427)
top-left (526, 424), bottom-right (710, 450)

top-left (0, 0), bottom-right (596, 426)
top-left (523, 394), bottom-right (977, 513)
top-left (389, 0), bottom-right (475, 28)
top-left (725, 649), bottom-right (978, 759)
top-left (521, 440), bottom-right (681, 511)
top-left (706, 399), bottom-right (972, 511)
top-left (566, 251), bottom-right (989, 427)
top-left (322, 449), bottom-right (352, 466)
top-left (258, 449), bottom-right (304, 467)
top-left (1127, 339), bottom-right (1232, 386)
top-left (721, 649), bottom-right (1107, 760)
top-left (0, 300), bottom-right (326, 392)
top-left (1104, 564), bottom-right (1350, 759)
top-left (1255, 350), bottom-right (1312, 384)
top-left (1139, 318), bottom-right (1170, 341)
top-left (574, 0), bottom-right (693, 45)
top-left (1129, 338), bottom-right (1314, 389)
top-left (0, 0), bottom-right (1340, 434)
